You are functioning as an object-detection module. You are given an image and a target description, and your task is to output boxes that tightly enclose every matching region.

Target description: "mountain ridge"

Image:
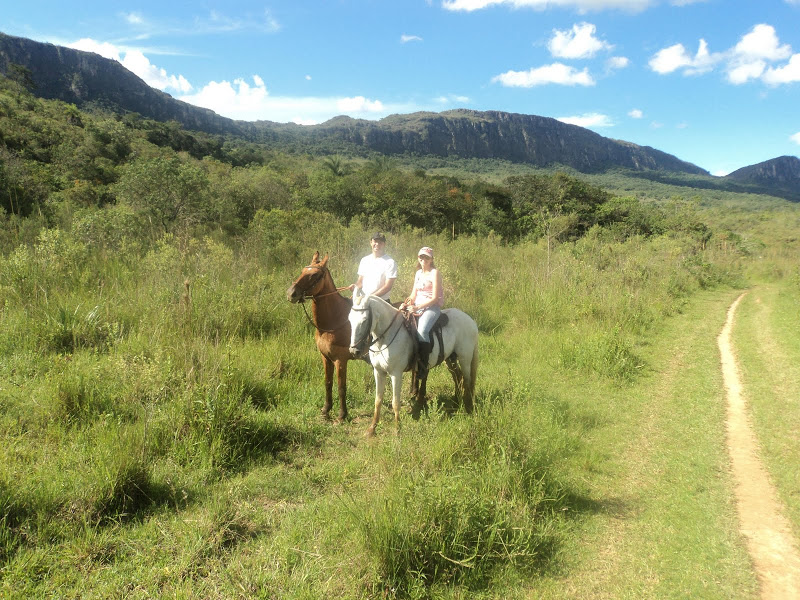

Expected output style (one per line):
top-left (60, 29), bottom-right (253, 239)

top-left (1, 30), bottom-right (798, 197)
top-left (0, 31), bottom-right (708, 176)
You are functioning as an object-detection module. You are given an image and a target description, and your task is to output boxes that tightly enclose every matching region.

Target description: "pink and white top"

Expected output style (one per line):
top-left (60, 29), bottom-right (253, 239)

top-left (414, 269), bottom-right (443, 311)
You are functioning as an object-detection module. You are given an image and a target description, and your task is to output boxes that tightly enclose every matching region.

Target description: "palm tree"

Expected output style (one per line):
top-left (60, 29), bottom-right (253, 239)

top-left (322, 155), bottom-right (348, 177)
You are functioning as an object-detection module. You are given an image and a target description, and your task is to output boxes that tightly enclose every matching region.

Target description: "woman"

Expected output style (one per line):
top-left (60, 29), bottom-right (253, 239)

top-left (401, 246), bottom-right (444, 382)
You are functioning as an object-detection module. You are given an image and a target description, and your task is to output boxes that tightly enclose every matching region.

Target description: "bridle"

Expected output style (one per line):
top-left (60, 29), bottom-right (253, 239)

top-left (350, 298), bottom-right (406, 354)
top-left (294, 265), bottom-right (330, 301)
top-left (294, 264), bottom-right (350, 333)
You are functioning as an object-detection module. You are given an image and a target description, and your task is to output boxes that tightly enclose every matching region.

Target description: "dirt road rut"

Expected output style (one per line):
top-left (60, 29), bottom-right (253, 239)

top-left (718, 293), bottom-right (800, 599)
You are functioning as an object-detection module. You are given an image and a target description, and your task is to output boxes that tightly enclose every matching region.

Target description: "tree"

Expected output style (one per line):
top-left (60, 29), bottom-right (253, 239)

top-left (507, 172), bottom-right (611, 241)
top-left (322, 155), bottom-right (350, 177)
top-left (8, 63), bottom-right (35, 92)
top-left (114, 156), bottom-right (209, 235)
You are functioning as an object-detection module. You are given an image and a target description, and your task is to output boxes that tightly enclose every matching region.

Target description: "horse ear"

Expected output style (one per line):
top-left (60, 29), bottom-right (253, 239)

top-left (311, 251), bottom-right (320, 264)
top-left (353, 286), bottom-right (364, 304)
top-left (319, 253), bottom-right (329, 268)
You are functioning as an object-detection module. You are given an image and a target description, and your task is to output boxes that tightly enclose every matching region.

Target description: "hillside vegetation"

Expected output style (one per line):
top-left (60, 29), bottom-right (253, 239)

top-left (2, 73), bottom-right (800, 597)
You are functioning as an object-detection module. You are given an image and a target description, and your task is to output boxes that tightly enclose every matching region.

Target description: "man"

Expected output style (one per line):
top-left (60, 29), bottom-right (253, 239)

top-left (352, 232), bottom-right (397, 302)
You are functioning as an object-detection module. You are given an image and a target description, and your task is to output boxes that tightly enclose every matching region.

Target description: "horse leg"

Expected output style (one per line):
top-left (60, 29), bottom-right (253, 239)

top-left (461, 349), bottom-right (478, 415)
top-left (321, 355), bottom-right (334, 419)
top-left (366, 369), bottom-right (386, 437)
top-left (446, 356), bottom-right (464, 404)
top-left (411, 374), bottom-right (429, 420)
top-left (335, 359), bottom-right (348, 423)
top-left (390, 372), bottom-right (403, 434)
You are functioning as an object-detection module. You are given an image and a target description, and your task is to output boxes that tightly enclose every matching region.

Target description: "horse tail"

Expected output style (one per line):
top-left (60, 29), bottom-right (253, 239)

top-left (467, 341), bottom-right (479, 407)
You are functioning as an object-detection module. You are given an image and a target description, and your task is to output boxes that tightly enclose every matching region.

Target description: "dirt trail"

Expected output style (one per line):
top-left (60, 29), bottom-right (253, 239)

top-left (718, 293), bottom-right (800, 599)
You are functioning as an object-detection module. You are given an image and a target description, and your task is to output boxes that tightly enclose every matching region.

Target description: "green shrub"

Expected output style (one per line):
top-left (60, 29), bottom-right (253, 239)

top-left (357, 399), bottom-right (568, 593)
top-left (559, 326), bottom-right (643, 381)
top-left (179, 377), bottom-right (287, 476)
top-left (36, 303), bottom-right (121, 354)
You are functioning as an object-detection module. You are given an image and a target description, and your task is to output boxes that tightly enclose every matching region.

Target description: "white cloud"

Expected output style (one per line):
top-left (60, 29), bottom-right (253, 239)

top-left (70, 38), bottom-right (122, 61)
top-left (764, 54), bottom-right (800, 84)
top-left (443, 0), bottom-right (655, 12)
top-left (122, 50), bottom-right (193, 92)
top-left (651, 24), bottom-right (799, 87)
top-left (726, 24), bottom-right (792, 84)
top-left (557, 112), bottom-right (613, 128)
top-left (124, 12), bottom-right (145, 25)
top-left (628, 108), bottom-right (643, 118)
top-left (791, 131), bottom-right (800, 145)
top-left (262, 10), bottom-right (282, 33)
top-left (548, 22), bottom-right (612, 58)
top-left (124, 9), bottom-right (281, 37)
top-left (648, 39), bottom-right (719, 75)
top-left (732, 24), bottom-right (791, 61)
top-left (68, 38), bottom-right (193, 93)
top-left (606, 56), bottom-right (630, 70)
top-left (434, 94), bottom-right (471, 104)
top-left (178, 77), bottom-right (402, 124)
top-left (401, 34), bottom-right (423, 43)
top-left (492, 63), bottom-right (595, 87)
top-left (337, 96), bottom-right (385, 113)
top-left (202, 9), bottom-right (281, 34)
top-left (180, 77), bottom-right (268, 119)
top-left (726, 60), bottom-right (766, 84)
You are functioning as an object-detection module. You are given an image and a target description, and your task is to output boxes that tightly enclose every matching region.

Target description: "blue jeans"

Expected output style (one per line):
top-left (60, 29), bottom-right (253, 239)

top-left (416, 305), bottom-right (441, 343)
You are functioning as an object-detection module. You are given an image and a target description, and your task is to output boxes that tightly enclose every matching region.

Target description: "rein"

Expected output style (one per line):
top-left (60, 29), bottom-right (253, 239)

top-left (352, 300), bottom-right (407, 353)
top-left (295, 264), bottom-right (350, 334)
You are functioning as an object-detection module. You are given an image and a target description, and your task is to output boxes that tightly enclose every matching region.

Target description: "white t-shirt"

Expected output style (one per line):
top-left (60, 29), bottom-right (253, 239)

top-left (357, 254), bottom-right (398, 300)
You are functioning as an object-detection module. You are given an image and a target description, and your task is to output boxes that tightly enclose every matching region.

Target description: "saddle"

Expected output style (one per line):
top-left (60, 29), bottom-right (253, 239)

top-left (402, 311), bottom-right (449, 371)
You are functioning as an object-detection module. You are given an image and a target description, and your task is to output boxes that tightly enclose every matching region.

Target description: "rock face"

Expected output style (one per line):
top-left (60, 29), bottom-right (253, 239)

top-left (308, 110), bottom-right (709, 174)
top-left (0, 32), bottom-right (238, 134)
top-left (725, 156), bottom-right (800, 187)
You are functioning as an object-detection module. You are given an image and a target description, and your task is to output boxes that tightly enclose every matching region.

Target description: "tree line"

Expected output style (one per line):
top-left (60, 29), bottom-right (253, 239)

top-left (0, 74), bottom-right (711, 255)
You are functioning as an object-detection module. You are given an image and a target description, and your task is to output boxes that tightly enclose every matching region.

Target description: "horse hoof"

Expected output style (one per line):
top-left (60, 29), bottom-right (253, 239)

top-left (365, 427), bottom-right (376, 438)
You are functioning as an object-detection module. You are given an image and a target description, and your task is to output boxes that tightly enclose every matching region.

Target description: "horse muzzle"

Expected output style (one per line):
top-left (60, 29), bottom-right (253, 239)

top-left (349, 344), bottom-right (366, 359)
top-left (286, 285), bottom-right (304, 303)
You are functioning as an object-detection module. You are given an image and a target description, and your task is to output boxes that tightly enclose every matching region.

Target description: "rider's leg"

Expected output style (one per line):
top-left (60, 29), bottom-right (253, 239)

top-left (415, 306), bottom-right (440, 381)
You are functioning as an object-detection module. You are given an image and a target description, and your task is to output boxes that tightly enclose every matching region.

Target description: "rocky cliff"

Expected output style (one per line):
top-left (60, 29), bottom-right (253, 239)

top-left (307, 110), bottom-right (709, 174)
top-left (0, 32), bottom-right (239, 135)
top-left (725, 155), bottom-right (800, 187)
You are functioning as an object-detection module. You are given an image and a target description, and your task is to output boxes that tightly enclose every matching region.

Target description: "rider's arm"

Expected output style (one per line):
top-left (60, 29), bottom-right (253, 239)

top-left (372, 277), bottom-right (396, 298)
top-left (349, 275), bottom-right (365, 292)
top-left (402, 283), bottom-right (417, 308)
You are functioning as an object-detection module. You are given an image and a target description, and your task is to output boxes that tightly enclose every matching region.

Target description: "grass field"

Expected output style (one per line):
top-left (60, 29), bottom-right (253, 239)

top-left (1, 208), bottom-right (799, 598)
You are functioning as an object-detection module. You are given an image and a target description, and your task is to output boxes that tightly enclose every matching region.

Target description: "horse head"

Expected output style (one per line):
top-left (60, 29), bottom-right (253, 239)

top-left (287, 252), bottom-right (330, 303)
top-left (348, 288), bottom-right (372, 358)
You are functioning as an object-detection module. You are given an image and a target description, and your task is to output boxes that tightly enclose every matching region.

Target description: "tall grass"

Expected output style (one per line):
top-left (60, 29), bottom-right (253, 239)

top-left (0, 208), bottom-right (763, 597)
top-left (355, 397), bottom-right (571, 593)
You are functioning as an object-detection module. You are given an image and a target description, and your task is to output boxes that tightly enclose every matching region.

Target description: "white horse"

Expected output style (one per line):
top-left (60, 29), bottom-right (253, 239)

top-left (348, 288), bottom-right (479, 436)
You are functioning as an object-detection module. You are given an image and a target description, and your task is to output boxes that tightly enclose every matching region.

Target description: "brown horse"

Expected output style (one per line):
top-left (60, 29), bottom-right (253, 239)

top-left (287, 252), bottom-right (358, 422)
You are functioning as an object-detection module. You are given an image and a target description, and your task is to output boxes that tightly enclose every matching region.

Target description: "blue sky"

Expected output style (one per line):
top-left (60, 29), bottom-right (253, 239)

top-left (3, 1), bottom-right (799, 175)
